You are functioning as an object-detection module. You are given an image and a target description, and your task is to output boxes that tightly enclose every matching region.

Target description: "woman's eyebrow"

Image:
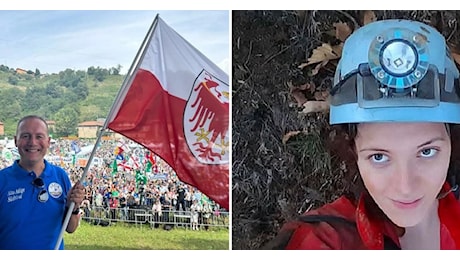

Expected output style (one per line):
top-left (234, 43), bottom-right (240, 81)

top-left (417, 137), bottom-right (447, 148)
top-left (358, 137), bottom-right (447, 153)
top-left (358, 148), bottom-right (389, 153)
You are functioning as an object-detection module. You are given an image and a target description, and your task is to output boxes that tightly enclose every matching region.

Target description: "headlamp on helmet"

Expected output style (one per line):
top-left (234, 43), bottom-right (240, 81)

top-left (330, 19), bottom-right (460, 124)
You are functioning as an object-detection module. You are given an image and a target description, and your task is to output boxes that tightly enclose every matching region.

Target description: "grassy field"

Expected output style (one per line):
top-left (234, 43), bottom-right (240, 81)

top-left (63, 221), bottom-right (229, 250)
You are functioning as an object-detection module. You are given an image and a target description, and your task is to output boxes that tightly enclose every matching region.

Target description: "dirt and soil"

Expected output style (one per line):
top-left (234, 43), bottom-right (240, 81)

top-left (231, 10), bottom-right (460, 250)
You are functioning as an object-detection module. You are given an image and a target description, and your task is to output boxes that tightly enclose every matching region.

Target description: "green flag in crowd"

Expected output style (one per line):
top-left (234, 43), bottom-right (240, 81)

top-left (201, 194), bottom-right (211, 205)
top-left (145, 160), bottom-right (152, 172)
top-left (111, 190), bottom-right (119, 198)
top-left (112, 159), bottom-right (118, 176)
top-left (135, 170), bottom-right (147, 186)
top-left (2, 149), bottom-right (12, 161)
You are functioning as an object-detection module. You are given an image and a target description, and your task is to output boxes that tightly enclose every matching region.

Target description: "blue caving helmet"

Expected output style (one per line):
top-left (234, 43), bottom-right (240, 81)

top-left (330, 19), bottom-right (460, 125)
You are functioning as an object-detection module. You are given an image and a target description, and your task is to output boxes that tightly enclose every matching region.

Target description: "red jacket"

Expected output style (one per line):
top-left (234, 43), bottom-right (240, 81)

top-left (280, 182), bottom-right (460, 249)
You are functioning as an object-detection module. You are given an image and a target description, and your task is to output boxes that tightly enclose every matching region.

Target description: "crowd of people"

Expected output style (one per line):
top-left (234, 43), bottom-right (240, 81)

top-left (0, 137), bottom-right (226, 231)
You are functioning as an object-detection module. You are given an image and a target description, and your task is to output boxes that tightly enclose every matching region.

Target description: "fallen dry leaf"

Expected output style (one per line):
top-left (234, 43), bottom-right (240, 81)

top-left (362, 10), bottom-right (377, 25)
top-left (287, 80), bottom-right (312, 91)
top-left (288, 81), bottom-right (309, 107)
top-left (297, 82), bottom-right (313, 91)
top-left (452, 52), bottom-right (460, 66)
top-left (298, 62), bottom-right (309, 70)
top-left (311, 60), bottom-right (329, 76)
top-left (309, 82), bottom-right (316, 94)
top-left (447, 42), bottom-right (460, 66)
top-left (334, 22), bottom-right (352, 42)
top-left (300, 101), bottom-right (330, 114)
top-left (304, 43), bottom-right (341, 66)
top-left (331, 43), bottom-right (343, 57)
top-left (291, 89), bottom-right (308, 107)
top-left (282, 130), bottom-right (303, 144)
top-left (314, 91), bottom-right (330, 101)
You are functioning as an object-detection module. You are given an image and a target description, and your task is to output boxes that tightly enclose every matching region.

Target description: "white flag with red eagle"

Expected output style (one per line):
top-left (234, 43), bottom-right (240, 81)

top-left (106, 16), bottom-right (229, 210)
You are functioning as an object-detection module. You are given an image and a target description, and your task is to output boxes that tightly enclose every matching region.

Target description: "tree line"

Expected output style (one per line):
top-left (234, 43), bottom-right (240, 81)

top-left (0, 65), bottom-right (123, 137)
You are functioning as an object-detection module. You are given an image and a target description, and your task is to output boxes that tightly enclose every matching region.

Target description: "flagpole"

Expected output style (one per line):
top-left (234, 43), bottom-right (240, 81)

top-left (104, 13), bottom-right (160, 127)
top-left (53, 13), bottom-right (161, 250)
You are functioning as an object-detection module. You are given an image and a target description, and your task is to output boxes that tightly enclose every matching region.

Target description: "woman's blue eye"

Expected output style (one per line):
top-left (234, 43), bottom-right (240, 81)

top-left (420, 148), bottom-right (437, 158)
top-left (370, 153), bottom-right (389, 163)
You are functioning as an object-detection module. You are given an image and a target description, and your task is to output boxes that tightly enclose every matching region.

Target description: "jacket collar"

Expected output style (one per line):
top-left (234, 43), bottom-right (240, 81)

top-left (355, 182), bottom-right (460, 249)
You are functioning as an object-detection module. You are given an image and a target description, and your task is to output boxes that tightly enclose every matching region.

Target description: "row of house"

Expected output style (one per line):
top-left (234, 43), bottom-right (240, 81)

top-left (0, 120), bottom-right (122, 139)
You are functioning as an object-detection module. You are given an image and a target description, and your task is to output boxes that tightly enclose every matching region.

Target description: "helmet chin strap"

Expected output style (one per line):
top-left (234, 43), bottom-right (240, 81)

top-left (436, 184), bottom-right (459, 200)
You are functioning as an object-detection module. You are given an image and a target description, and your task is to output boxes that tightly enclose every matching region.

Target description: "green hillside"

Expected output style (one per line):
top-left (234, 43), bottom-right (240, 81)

top-left (0, 65), bottom-right (124, 137)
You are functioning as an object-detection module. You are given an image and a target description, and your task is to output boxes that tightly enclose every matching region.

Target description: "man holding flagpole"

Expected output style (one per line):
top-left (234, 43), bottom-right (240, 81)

top-left (0, 115), bottom-right (86, 249)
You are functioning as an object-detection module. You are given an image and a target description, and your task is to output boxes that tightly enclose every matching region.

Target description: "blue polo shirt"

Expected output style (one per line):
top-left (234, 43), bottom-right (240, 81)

top-left (0, 160), bottom-right (72, 249)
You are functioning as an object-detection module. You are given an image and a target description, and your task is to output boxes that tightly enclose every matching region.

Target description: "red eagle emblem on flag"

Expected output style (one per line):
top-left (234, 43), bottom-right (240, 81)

top-left (184, 70), bottom-right (229, 164)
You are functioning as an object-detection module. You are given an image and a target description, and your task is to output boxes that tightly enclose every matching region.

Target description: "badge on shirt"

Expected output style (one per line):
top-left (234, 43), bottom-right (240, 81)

top-left (48, 182), bottom-right (63, 199)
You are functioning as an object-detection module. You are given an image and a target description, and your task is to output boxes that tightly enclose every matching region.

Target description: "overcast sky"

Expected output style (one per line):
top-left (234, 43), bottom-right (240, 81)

top-left (0, 10), bottom-right (229, 75)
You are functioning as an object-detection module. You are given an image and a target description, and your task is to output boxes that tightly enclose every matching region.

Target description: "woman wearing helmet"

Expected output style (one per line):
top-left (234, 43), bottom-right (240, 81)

top-left (263, 19), bottom-right (460, 250)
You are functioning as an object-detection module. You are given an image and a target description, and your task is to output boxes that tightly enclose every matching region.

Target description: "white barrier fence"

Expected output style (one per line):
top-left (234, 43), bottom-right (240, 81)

top-left (80, 206), bottom-right (229, 230)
